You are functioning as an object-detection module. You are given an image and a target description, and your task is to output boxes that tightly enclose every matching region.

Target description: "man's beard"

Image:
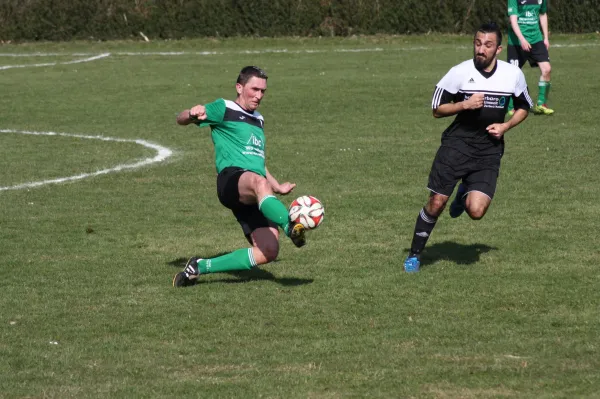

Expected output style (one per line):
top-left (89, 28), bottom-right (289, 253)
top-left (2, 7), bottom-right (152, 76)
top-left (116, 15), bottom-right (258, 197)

top-left (474, 53), bottom-right (492, 70)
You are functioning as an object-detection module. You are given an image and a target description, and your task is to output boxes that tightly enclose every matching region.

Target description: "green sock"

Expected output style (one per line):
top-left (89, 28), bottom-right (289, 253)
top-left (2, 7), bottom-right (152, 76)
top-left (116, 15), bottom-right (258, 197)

top-left (538, 80), bottom-right (550, 106)
top-left (197, 248), bottom-right (256, 274)
top-left (258, 195), bottom-right (291, 235)
top-left (507, 96), bottom-right (514, 112)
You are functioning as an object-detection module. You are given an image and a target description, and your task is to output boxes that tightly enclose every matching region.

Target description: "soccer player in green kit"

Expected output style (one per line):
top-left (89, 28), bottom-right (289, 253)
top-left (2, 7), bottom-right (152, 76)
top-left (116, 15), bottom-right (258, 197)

top-left (172, 66), bottom-right (306, 287)
top-left (507, 0), bottom-right (554, 115)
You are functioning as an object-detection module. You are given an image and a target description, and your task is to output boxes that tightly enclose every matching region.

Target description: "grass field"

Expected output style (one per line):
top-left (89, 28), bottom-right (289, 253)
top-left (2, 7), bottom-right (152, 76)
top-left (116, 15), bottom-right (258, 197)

top-left (1, 34), bottom-right (599, 398)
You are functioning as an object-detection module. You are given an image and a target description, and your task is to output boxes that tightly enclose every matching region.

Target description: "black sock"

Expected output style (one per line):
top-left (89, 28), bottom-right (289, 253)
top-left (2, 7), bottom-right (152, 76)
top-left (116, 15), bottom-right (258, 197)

top-left (409, 208), bottom-right (438, 256)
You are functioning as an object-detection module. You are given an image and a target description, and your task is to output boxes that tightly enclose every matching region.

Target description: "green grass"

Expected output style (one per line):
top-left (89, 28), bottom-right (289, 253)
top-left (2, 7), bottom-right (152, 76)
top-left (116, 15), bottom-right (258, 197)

top-left (1, 34), bottom-right (599, 398)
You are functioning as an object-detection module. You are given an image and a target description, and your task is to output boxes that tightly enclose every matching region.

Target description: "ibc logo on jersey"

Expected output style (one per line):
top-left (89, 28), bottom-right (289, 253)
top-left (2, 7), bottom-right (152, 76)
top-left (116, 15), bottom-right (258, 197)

top-left (247, 134), bottom-right (263, 147)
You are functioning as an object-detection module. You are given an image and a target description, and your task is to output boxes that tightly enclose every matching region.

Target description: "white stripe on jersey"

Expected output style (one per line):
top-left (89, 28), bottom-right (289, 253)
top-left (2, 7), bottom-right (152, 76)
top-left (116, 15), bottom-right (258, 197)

top-left (224, 99), bottom-right (264, 121)
top-left (459, 89), bottom-right (513, 95)
top-left (433, 59), bottom-right (529, 104)
top-left (523, 87), bottom-right (534, 107)
top-left (432, 86), bottom-right (445, 109)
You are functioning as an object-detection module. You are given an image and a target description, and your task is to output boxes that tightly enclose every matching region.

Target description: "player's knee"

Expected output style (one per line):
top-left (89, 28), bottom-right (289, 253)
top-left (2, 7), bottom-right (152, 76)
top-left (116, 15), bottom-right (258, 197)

top-left (426, 197), bottom-right (447, 217)
top-left (241, 172), bottom-right (270, 198)
top-left (466, 206), bottom-right (487, 220)
top-left (541, 65), bottom-right (551, 79)
top-left (259, 242), bottom-right (280, 263)
top-left (254, 176), bottom-right (272, 195)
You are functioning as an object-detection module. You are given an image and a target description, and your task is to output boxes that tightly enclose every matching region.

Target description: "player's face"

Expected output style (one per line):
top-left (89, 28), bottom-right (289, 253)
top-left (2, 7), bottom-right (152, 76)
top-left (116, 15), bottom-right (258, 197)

top-left (473, 32), bottom-right (502, 71)
top-left (236, 76), bottom-right (267, 111)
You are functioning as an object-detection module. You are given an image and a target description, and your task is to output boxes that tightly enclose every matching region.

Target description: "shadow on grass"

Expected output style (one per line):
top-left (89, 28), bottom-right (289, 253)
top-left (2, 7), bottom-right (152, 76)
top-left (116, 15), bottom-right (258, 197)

top-left (408, 241), bottom-right (498, 268)
top-left (167, 256), bottom-right (313, 287)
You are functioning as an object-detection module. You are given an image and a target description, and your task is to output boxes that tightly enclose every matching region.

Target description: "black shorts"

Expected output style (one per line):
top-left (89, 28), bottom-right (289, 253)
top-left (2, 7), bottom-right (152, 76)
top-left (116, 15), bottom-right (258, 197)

top-left (427, 146), bottom-right (501, 199)
top-left (216, 166), bottom-right (276, 242)
top-left (507, 41), bottom-right (550, 68)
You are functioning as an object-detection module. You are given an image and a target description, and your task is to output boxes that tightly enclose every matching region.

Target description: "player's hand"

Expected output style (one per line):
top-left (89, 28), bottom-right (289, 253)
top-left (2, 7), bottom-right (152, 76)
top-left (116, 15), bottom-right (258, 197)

top-left (486, 123), bottom-right (508, 139)
top-left (189, 105), bottom-right (207, 120)
top-left (463, 93), bottom-right (485, 110)
top-left (520, 39), bottom-right (531, 52)
top-left (544, 39), bottom-right (550, 50)
top-left (276, 182), bottom-right (296, 195)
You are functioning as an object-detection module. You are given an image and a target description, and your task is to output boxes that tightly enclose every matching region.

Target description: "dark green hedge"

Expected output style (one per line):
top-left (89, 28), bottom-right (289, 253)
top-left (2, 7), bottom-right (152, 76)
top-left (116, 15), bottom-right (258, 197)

top-left (0, 0), bottom-right (597, 42)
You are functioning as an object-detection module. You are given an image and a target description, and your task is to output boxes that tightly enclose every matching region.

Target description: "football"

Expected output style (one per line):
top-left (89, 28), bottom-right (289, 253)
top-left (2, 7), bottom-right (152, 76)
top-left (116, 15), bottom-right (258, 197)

top-left (289, 195), bottom-right (324, 230)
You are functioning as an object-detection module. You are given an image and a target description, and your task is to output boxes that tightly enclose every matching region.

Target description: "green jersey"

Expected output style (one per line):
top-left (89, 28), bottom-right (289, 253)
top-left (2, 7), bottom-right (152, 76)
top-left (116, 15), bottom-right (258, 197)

top-left (508, 0), bottom-right (547, 45)
top-left (197, 98), bottom-right (267, 177)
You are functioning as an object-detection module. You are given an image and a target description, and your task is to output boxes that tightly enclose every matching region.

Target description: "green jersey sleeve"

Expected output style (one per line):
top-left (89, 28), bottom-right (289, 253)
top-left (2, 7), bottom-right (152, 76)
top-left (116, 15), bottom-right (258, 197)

top-left (507, 0), bottom-right (518, 16)
top-left (197, 98), bottom-right (226, 128)
top-left (540, 0), bottom-right (547, 14)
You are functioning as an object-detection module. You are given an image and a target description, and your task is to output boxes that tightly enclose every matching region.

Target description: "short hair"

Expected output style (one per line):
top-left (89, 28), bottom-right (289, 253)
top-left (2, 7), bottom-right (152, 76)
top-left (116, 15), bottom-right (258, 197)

top-left (475, 22), bottom-right (502, 46)
top-left (236, 66), bottom-right (268, 85)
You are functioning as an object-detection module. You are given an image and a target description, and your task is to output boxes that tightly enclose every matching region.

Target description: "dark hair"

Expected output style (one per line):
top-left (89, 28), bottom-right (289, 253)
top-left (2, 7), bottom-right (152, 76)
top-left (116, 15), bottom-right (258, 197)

top-left (476, 22), bottom-right (502, 46)
top-left (236, 66), bottom-right (268, 85)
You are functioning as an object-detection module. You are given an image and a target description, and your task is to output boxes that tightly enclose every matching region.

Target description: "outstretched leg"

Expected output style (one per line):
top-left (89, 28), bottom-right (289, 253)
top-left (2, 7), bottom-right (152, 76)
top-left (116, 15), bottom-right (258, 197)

top-left (173, 227), bottom-right (280, 287)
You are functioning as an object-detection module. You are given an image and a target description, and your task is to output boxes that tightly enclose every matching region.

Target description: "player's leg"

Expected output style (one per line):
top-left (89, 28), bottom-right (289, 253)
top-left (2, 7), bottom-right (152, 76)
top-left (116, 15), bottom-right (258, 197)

top-left (404, 146), bottom-right (461, 272)
top-left (460, 165), bottom-right (498, 220)
top-left (249, 227), bottom-right (281, 264)
top-left (180, 226), bottom-right (279, 274)
top-left (173, 206), bottom-right (280, 287)
top-left (535, 61), bottom-right (553, 114)
top-left (449, 181), bottom-right (467, 218)
top-left (405, 192), bottom-right (449, 270)
top-left (462, 191), bottom-right (491, 219)
top-left (196, 221), bottom-right (280, 272)
top-left (529, 42), bottom-right (554, 114)
top-left (238, 170), bottom-right (305, 247)
top-left (405, 193), bottom-right (449, 273)
top-left (174, 248), bottom-right (258, 287)
top-left (506, 45), bottom-right (526, 116)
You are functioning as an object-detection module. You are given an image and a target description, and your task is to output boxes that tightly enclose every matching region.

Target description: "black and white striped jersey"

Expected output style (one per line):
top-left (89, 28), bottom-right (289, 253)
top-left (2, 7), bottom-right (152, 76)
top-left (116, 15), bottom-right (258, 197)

top-left (431, 59), bottom-right (533, 157)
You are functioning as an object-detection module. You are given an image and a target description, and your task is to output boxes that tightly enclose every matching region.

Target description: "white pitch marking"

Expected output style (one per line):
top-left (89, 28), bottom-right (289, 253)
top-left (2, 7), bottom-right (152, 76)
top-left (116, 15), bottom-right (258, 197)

top-left (0, 41), bottom-right (597, 60)
top-left (116, 51), bottom-right (207, 56)
top-left (0, 53), bottom-right (110, 70)
top-left (0, 52), bottom-right (103, 57)
top-left (61, 53), bottom-right (111, 64)
top-left (0, 129), bottom-right (173, 191)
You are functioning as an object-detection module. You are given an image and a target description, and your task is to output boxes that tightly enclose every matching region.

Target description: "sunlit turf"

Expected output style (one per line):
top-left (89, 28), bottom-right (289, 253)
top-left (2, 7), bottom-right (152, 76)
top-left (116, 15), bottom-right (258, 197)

top-left (1, 34), bottom-right (599, 398)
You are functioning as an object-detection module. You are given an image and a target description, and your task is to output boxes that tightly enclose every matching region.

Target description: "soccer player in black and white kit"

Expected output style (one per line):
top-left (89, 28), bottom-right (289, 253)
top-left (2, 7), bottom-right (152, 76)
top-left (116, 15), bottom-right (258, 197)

top-left (403, 22), bottom-right (534, 272)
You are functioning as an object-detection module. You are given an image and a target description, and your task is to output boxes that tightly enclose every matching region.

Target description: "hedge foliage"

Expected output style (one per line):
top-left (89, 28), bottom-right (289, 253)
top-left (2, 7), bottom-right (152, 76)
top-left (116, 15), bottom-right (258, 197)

top-left (0, 0), bottom-right (597, 42)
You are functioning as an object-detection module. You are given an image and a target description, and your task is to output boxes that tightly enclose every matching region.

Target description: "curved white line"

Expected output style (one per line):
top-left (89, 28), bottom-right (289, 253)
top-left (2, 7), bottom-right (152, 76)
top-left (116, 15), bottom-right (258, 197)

top-left (0, 129), bottom-right (173, 191)
top-left (0, 53), bottom-right (110, 70)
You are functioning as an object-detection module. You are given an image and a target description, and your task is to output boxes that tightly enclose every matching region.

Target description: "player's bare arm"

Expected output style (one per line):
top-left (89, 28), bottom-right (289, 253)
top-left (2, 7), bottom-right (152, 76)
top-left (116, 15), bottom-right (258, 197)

top-left (433, 93), bottom-right (484, 118)
top-left (265, 167), bottom-right (295, 195)
top-left (510, 15), bottom-right (531, 51)
top-left (176, 105), bottom-right (207, 125)
top-left (486, 108), bottom-right (528, 139)
top-left (540, 13), bottom-right (550, 49)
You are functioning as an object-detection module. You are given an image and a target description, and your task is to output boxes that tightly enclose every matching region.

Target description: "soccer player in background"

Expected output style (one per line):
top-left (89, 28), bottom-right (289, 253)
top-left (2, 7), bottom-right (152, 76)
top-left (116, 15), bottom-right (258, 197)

top-left (172, 66), bottom-right (306, 287)
top-left (403, 22), bottom-right (534, 272)
top-left (507, 0), bottom-right (554, 115)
